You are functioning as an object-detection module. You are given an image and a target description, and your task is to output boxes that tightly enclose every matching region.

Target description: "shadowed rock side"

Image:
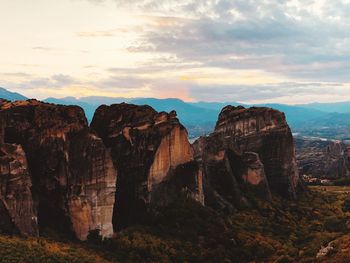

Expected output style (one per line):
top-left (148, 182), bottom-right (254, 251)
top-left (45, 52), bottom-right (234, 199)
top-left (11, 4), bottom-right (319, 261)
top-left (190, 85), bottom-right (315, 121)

top-left (296, 138), bottom-right (350, 179)
top-left (0, 99), bottom-right (116, 240)
top-left (0, 143), bottom-right (38, 236)
top-left (193, 106), bottom-right (300, 210)
top-left (91, 103), bottom-right (204, 230)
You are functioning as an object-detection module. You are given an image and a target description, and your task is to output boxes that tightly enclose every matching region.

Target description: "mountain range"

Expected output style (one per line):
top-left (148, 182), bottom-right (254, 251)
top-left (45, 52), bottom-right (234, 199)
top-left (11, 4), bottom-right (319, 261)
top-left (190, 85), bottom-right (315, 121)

top-left (0, 87), bottom-right (28, 101)
top-left (1, 87), bottom-right (350, 139)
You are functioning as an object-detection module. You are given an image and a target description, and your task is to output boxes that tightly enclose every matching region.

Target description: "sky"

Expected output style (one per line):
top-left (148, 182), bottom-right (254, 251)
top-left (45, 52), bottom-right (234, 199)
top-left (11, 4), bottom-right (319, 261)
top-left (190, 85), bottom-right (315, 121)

top-left (1, 0), bottom-right (350, 104)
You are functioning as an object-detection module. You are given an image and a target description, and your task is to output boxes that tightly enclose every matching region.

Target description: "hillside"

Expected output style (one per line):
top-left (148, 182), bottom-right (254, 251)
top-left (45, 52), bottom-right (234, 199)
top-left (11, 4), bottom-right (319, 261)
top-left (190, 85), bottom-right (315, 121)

top-left (1, 187), bottom-right (350, 262)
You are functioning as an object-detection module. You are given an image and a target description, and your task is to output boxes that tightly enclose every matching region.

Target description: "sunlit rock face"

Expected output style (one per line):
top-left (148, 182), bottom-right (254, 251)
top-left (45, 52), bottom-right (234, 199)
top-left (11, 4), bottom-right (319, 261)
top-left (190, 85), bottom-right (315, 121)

top-left (91, 103), bottom-right (204, 230)
top-left (0, 143), bottom-right (38, 236)
top-left (0, 100), bottom-right (116, 240)
top-left (68, 131), bottom-right (116, 240)
top-left (193, 106), bottom-right (300, 210)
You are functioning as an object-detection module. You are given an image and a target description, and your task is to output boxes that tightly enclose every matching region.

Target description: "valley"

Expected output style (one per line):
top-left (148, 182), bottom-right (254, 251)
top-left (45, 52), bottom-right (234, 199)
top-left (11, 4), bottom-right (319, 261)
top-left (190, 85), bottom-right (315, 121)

top-left (2, 1), bottom-right (349, 262)
top-left (1, 91), bottom-right (350, 262)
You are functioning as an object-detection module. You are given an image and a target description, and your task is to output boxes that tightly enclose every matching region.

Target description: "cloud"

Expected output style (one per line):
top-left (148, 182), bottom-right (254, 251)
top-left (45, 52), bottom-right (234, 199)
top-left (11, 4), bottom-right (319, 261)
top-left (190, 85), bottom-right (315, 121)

top-left (75, 30), bottom-right (116, 37)
top-left (0, 72), bottom-right (32, 78)
top-left (188, 82), bottom-right (348, 103)
top-left (8, 74), bottom-right (77, 90)
top-left (4, 0), bottom-right (350, 103)
top-left (32, 46), bottom-right (61, 51)
top-left (94, 75), bottom-right (149, 90)
top-left (86, 0), bottom-right (350, 82)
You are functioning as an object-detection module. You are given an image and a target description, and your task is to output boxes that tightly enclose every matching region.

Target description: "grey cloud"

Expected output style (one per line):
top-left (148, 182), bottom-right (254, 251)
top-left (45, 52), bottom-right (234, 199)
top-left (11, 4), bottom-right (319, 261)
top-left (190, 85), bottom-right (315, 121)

top-left (0, 72), bottom-right (32, 78)
top-left (75, 30), bottom-right (115, 37)
top-left (113, 0), bottom-right (350, 82)
top-left (94, 75), bottom-right (149, 90)
top-left (10, 74), bottom-right (77, 89)
top-left (75, 0), bottom-right (350, 97)
top-left (188, 82), bottom-right (346, 102)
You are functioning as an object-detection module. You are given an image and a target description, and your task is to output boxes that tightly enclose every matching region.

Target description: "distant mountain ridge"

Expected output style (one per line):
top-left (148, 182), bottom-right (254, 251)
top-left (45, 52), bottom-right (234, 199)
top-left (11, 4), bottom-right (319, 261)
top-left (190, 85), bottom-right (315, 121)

top-left (2, 87), bottom-right (350, 139)
top-left (0, 87), bottom-right (27, 101)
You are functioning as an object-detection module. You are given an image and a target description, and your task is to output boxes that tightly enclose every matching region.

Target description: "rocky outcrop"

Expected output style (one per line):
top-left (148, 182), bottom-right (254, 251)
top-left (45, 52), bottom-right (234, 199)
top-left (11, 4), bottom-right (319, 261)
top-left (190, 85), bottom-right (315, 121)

top-left (193, 106), bottom-right (300, 210)
top-left (0, 100), bottom-right (116, 240)
top-left (91, 103), bottom-right (204, 230)
top-left (296, 137), bottom-right (350, 179)
top-left (0, 143), bottom-right (37, 236)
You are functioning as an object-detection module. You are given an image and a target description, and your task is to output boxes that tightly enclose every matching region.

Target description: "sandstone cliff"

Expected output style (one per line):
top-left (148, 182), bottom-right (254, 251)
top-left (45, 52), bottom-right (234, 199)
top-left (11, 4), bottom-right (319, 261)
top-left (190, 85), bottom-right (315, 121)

top-left (91, 103), bottom-right (204, 230)
top-left (0, 100), bottom-right (116, 240)
top-left (0, 99), bottom-right (302, 238)
top-left (193, 105), bottom-right (300, 210)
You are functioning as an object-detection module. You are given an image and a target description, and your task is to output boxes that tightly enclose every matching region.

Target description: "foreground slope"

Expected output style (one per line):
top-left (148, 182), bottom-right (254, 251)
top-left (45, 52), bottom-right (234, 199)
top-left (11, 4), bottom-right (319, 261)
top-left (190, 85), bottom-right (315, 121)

top-left (1, 186), bottom-right (349, 262)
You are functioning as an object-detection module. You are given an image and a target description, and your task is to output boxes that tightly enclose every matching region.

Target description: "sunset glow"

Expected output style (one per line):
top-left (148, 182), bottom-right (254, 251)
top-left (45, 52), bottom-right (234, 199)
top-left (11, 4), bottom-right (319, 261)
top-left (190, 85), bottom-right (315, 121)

top-left (1, 0), bottom-right (350, 103)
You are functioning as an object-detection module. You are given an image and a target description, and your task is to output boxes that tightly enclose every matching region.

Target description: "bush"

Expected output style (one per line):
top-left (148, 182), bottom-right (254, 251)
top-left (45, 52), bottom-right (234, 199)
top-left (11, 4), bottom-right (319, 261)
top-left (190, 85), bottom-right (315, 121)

top-left (333, 178), bottom-right (350, 186)
top-left (87, 229), bottom-right (102, 244)
top-left (324, 216), bottom-right (346, 232)
top-left (343, 197), bottom-right (350, 212)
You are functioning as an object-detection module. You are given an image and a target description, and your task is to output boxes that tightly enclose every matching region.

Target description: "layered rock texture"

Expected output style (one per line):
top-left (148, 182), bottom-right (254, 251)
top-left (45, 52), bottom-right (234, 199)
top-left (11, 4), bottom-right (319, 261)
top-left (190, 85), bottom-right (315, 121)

top-left (0, 99), bottom-right (116, 240)
top-left (296, 137), bottom-right (350, 179)
top-left (0, 143), bottom-right (37, 236)
top-left (193, 106), bottom-right (300, 210)
top-left (91, 103), bottom-right (204, 230)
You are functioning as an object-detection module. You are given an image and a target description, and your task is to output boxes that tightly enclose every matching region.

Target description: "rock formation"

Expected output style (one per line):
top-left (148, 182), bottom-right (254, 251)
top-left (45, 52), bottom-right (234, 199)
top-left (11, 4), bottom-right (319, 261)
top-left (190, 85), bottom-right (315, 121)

top-left (91, 103), bottom-right (204, 230)
top-left (0, 99), bottom-right (302, 237)
top-left (0, 99), bottom-right (116, 240)
top-left (0, 143), bottom-right (38, 236)
top-left (193, 106), bottom-right (300, 210)
top-left (296, 137), bottom-right (350, 179)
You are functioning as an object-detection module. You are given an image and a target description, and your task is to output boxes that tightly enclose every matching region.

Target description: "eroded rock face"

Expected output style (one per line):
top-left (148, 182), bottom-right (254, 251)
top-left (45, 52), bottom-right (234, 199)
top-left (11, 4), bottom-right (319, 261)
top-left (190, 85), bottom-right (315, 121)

top-left (194, 106), bottom-right (300, 210)
top-left (91, 103), bottom-right (204, 230)
top-left (216, 106), bottom-right (299, 197)
top-left (68, 131), bottom-right (116, 240)
top-left (0, 100), bottom-right (116, 240)
top-left (296, 138), bottom-right (350, 179)
top-left (0, 143), bottom-right (38, 236)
